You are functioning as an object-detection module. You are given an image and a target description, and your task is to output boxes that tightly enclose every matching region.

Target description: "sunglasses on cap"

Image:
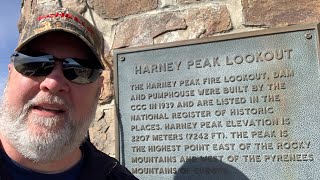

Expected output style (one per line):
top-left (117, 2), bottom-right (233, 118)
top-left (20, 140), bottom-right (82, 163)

top-left (11, 52), bottom-right (103, 84)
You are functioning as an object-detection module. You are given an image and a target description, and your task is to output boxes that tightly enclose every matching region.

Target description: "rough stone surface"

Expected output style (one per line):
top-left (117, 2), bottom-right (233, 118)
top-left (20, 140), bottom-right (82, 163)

top-left (113, 12), bottom-right (187, 48)
top-left (114, 5), bottom-right (231, 48)
top-left (243, 0), bottom-right (320, 27)
top-left (89, 102), bottom-right (116, 156)
top-left (37, 0), bottom-right (87, 14)
top-left (83, 8), bottom-right (116, 70)
top-left (83, 9), bottom-right (116, 61)
top-left (177, 0), bottom-right (206, 4)
top-left (99, 53), bottom-right (114, 104)
top-left (88, 0), bottom-right (158, 19)
top-left (183, 6), bottom-right (232, 38)
top-left (159, 0), bottom-right (177, 8)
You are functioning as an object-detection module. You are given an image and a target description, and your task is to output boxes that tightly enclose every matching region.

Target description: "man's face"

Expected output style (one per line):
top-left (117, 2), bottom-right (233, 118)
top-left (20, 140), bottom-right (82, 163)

top-left (0, 32), bottom-right (103, 162)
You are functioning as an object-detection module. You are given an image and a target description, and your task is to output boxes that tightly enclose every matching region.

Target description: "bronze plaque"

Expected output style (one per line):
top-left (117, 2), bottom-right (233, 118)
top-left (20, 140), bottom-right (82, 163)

top-left (114, 24), bottom-right (320, 180)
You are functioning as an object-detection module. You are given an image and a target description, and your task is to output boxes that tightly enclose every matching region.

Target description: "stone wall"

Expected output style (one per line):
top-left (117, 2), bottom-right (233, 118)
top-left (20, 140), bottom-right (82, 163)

top-left (19, 0), bottom-right (320, 158)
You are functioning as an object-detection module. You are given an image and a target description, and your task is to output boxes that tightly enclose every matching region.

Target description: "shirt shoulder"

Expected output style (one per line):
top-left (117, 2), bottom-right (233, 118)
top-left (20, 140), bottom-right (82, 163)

top-left (79, 140), bottom-right (139, 180)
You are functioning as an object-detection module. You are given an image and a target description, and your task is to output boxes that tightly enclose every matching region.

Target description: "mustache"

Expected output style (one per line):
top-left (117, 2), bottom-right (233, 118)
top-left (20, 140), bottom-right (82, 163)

top-left (19, 95), bottom-right (72, 129)
top-left (29, 94), bottom-right (69, 106)
top-left (17, 95), bottom-right (71, 117)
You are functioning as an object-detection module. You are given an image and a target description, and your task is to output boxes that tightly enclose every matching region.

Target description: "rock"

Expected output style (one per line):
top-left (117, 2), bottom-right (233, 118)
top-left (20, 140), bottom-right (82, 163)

top-left (114, 5), bottom-right (232, 47)
top-left (243, 0), bottom-right (320, 27)
top-left (88, 0), bottom-right (158, 19)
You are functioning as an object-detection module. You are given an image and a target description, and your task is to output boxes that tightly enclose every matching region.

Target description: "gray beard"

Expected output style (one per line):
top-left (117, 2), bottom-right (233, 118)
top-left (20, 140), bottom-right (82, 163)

top-left (0, 91), bottom-right (98, 163)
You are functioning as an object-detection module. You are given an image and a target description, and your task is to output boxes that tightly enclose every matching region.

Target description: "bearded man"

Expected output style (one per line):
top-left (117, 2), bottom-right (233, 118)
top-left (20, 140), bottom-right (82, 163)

top-left (0, 6), bottom-right (137, 180)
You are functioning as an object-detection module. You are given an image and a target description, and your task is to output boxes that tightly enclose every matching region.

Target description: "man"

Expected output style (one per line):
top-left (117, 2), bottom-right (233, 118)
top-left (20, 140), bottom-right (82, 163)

top-left (0, 6), bottom-right (138, 180)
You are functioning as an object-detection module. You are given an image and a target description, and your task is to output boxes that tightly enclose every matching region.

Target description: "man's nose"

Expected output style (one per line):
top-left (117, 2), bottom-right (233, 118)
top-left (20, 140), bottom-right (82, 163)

top-left (39, 62), bottom-right (70, 93)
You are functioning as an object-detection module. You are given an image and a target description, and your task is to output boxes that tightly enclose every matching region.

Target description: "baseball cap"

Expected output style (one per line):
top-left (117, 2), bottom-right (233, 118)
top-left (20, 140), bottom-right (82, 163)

top-left (16, 6), bottom-right (105, 69)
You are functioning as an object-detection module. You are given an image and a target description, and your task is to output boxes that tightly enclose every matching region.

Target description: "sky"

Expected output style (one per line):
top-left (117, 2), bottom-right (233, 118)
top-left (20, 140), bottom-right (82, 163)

top-left (0, 1), bottom-right (21, 95)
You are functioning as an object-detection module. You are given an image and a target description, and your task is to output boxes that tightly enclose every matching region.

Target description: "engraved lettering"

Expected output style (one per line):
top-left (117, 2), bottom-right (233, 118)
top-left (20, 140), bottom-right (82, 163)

top-left (200, 121), bottom-right (223, 128)
top-left (224, 73), bottom-right (267, 82)
top-left (147, 90), bottom-right (195, 100)
top-left (131, 124), bottom-right (161, 131)
top-left (273, 69), bottom-right (294, 78)
top-left (197, 88), bottom-right (220, 95)
top-left (212, 143), bottom-right (236, 150)
top-left (267, 82), bottom-right (286, 90)
top-left (131, 113), bottom-right (169, 121)
top-left (135, 61), bottom-right (181, 74)
top-left (132, 167), bottom-right (177, 174)
top-left (131, 156), bottom-right (177, 163)
top-left (148, 145), bottom-right (181, 152)
top-left (172, 111), bottom-right (211, 119)
top-left (187, 57), bottom-right (220, 69)
top-left (152, 134), bottom-right (183, 141)
top-left (225, 49), bottom-right (293, 65)
top-left (184, 144), bottom-right (210, 151)
top-left (230, 107), bottom-right (274, 115)
top-left (165, 122), bottom-right (197, 130)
